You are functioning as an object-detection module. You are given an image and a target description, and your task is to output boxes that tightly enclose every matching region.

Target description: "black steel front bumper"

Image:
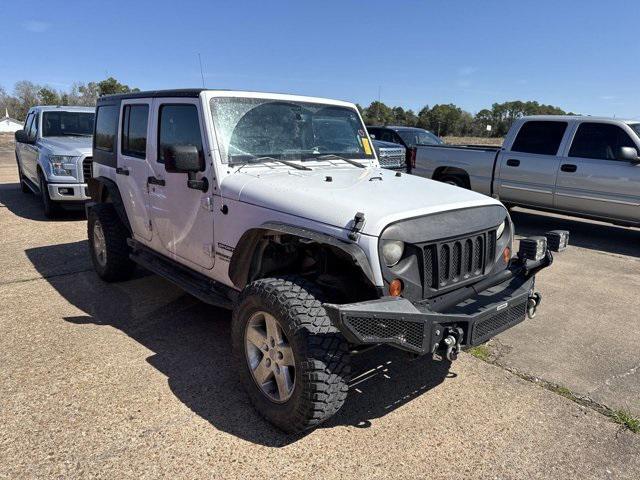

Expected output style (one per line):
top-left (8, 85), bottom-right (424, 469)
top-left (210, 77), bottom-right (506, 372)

top-left (325, 253), bottom-right (551, 355)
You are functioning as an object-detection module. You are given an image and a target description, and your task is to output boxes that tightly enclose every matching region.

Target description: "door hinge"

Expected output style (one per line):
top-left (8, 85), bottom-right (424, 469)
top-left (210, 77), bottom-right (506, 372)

top-left (201, 196), bottom-right (215, 211)
top-left (203, 243), bottom-right (214, 257)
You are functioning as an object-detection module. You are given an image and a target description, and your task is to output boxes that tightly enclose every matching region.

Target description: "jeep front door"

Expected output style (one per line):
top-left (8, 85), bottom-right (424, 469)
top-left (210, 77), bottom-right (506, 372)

top-left (148, 99), bottom-right (214, 269)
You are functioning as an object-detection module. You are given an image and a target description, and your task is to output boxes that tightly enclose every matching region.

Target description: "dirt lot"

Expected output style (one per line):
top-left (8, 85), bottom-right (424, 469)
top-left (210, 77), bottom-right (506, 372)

top-left (443, 136), bottom-right (503, 146)
top-left (1, 137), bottom-right (639, 479)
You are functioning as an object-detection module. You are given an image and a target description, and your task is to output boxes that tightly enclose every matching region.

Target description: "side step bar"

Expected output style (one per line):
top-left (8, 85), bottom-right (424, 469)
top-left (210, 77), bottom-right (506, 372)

top-left (127, 239), bottom-right (236, 310)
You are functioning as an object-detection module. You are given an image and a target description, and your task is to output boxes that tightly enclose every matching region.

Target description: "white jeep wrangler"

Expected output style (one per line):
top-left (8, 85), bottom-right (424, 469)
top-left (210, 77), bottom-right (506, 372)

top-left (86, 89), bottom-right (558, 432)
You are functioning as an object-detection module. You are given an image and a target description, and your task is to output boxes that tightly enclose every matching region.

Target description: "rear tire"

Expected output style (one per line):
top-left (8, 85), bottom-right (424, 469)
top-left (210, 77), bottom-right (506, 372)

top-left (88, 203), bottom-right (136, 282)
top-left (16, 154), bottom-right (30, 193)
top-left (439, 175), bottom-right (467, 188)
top-left (232, 276), bottom-right (350, 433)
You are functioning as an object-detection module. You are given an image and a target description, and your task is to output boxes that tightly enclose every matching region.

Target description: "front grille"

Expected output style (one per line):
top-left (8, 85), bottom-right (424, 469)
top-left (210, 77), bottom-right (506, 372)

top-left (472, 300), bottom-right (527, 344)
top-left (82, 157), bottom-right (93, 182)
top-left (344, 315), bottom-right (424, 350)
top-left (378, 148), bottom-right (405, 168)
top-left (424, 230), bottom-right (496, 292)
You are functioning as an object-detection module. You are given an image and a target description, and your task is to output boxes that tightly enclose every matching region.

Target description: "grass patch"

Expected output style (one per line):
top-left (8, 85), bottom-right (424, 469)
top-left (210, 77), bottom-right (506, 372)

top-left (609, 409), bottom-right (640, 433)
top-left (468, 345), bottom-right (491, 361)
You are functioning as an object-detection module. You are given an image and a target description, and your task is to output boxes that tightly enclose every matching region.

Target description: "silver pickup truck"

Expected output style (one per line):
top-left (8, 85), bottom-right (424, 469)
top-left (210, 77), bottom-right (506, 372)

top-left (15, 106), bottom-right (95, 217)
top-left (414, 115), bottom-right (640, 227)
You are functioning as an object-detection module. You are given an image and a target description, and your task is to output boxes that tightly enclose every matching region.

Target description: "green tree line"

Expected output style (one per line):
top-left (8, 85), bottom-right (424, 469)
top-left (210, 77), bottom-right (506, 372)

top-left (0, 77), bottom-right (139, 121)
top-left (358, 100), bottom-right (570, 137)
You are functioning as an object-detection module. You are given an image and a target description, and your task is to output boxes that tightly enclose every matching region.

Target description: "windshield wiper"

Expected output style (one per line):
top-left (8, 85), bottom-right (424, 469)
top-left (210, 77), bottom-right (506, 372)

top-left (253, 156), bottom-right (312, 171)
top-left (314, 154), bottom-right (366, 168)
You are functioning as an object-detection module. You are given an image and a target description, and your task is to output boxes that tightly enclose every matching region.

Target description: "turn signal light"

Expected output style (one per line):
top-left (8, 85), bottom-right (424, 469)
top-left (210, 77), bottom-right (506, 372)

top-left (502, 246), bottom-right (511, 263)
top-left (389, 279), bottom-right (403, 297)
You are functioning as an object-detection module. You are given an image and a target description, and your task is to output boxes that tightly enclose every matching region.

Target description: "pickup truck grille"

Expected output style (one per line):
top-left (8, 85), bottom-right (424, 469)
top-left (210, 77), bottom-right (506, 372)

top-left (377, 148), bottom-right (405, 169)
top-left (423, 230), bottom-right (497, 290)
top-left (82, 157), bottom-right (93, 182)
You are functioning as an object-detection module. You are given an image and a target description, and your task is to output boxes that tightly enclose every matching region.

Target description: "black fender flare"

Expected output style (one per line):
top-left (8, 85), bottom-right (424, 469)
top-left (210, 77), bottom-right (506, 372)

top-left (86, 176), bottom-right (132, 234)
top-left (228, 222), bottom-right (377, 290)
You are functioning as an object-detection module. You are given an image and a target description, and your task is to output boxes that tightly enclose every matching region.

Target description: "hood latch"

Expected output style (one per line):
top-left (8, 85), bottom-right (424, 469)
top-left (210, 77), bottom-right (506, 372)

top-left (348, 212), bottom-right (365, 241)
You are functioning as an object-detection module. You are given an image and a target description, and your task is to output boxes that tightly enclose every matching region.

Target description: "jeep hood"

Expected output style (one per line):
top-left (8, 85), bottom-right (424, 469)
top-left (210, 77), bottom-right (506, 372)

top-left (221, 167), bottom-right (503, 237)
top-left (39, 136), bottom-right (92, 156)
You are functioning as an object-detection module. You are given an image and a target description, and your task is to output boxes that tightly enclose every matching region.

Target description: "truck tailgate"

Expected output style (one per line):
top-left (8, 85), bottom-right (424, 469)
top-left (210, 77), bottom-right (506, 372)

top-left (412, 145), bottom-right (500, 196)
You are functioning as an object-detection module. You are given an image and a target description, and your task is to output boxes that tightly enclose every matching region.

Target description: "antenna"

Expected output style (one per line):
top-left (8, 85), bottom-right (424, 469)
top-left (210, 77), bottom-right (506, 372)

top-left (198, 53), bottom-right (205, 88)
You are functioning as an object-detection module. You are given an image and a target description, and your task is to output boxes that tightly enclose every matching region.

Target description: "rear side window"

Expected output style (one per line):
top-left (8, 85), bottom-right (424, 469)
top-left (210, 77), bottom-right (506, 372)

top-left (511, 121), bottom-right (567, 155)
top-left (121, 104), bottom-right (149, 158)
top-left (569, 122), bottom-right (638, 161)
top-left (157, 104), bottom-right (203, 164)
top-left (95, 105), bottom-right (119, 152)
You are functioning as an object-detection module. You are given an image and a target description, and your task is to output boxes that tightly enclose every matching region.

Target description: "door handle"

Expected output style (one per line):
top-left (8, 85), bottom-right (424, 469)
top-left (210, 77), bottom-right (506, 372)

top-left (506, 159), bottom-right (520, 167)
top-left (561, 164), bottom-right (577, 173)
top-left (116, 167), bottom-right (130, 176)
top-left (147, 176), bottom-right (166, 186)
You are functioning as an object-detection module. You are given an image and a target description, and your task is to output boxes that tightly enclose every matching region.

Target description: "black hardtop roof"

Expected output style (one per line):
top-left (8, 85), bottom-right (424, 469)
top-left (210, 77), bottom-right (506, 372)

top-left (96, 88), bottom-right (208, 104)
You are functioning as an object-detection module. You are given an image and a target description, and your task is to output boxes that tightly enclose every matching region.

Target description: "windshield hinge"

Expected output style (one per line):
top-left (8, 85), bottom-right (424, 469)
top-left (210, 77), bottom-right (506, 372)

top-left (201, 196), bottom-right (215, 212)
top-left (348, 212), bottom-right (365, 241)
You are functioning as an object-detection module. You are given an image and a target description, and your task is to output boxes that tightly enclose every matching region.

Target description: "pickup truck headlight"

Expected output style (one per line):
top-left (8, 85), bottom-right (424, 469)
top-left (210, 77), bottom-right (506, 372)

top-left (381, 240), bottom-right (404, 267)
top-left (48, 156), bottom-right (78, 176)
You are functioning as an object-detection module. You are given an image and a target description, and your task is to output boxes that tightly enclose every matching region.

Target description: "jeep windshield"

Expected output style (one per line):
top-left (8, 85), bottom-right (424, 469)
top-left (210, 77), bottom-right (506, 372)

top-left (210, 97), bottom-right (375, 166)
top-left (42, 111), bottom-right (95, 137)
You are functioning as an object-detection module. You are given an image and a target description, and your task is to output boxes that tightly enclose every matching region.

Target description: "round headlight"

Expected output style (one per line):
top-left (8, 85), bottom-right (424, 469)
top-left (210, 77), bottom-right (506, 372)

top-left (382, 240), bottom-right (404, 267)
top-left (496, 220), bottom-right (506, 239)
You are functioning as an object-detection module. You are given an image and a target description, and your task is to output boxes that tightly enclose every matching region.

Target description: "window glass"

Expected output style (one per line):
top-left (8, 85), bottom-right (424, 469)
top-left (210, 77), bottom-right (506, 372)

top-left (121, 104), bottom-right (149, 158)
top-left (95, 105), bottom-right (119, 152)
top-left (569, 122), bottom-right (638, 160)
top-left (42, 111), bottom-right (94, 137)
top-left (511, 121), bottom-right (567, 155)
top-left (23, 113), bottom-right (33, 130)
top-left (158, 104), bottom-right (203, 164)
top-left (379, 130), bottom-right (395, 142)
top-left (397, 129), bottom-right (443, 147)
top-left (28, 113), bottom-right (39, 140)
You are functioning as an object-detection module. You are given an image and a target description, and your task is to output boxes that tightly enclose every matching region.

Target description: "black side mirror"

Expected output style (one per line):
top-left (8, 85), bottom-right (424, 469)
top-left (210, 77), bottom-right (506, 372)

top-left (617, 146), bottom-right (640, 164)
top-left (164, 145), bottom-right (204, 173)
top-left (15, 129), bottom-right (31, 144)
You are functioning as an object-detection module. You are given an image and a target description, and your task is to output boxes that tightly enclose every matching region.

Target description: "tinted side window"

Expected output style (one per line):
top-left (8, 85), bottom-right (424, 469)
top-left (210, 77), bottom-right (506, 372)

top-left (23, 113), bottom-right (33, 130)
top-left (379, 130), bottom-right (396, 143)
top-left (511, 121), bottom-right (567, 155)
top-left (158, 104), bottom-right (203, 164)
top-left (95, 105), bottom-right (119, 152)
top-left (121, 104), bottom-right (149, 158)
top-left (569, 122), bottom-right (637, 161)
top-left (28, 113), bottom-right (39, 140)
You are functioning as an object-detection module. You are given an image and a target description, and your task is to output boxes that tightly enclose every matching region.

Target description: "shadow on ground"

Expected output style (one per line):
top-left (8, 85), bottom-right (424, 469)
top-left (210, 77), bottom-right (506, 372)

top-left (26, 241), bottom-right (453, 447)
top-left (510, 208), bottom-right (640, 258)
top-left (0, 182), bottom-right (85, 222)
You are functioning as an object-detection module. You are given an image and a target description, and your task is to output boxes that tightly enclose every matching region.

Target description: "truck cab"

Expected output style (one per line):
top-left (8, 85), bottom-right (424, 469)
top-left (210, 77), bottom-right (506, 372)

top-left (14, 106), bottom-right (95, 217)
top-left (85, 89), bottom-right (556, 432)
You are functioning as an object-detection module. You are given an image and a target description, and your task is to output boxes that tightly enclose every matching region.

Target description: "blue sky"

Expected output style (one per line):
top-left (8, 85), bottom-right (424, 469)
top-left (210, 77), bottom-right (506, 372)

top-left (2, 0), bottom-right (638, 118)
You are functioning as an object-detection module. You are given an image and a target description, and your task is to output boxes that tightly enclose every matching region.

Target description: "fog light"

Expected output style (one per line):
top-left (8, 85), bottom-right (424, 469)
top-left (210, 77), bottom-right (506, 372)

top-left (58, 187), bottom-right (73, 195)
top-left (518, 236), bottom-right (547, 261)
top-left (545, 230), bottom-right (569, 252)
top-left (389, 278), bottom-right (403, 297)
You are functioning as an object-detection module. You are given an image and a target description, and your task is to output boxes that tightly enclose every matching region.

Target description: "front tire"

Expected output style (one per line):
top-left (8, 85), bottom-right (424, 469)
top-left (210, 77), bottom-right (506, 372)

top-left (16, 154), bottom-right (30, 193)
top-left (232, 276), bottom-right (350, 433)
top-left (38, 171), bottom-right (58, 218)
top-left (87, 203), bottom-right (136, 282)
top-left (439, 175), bottom-right (467, 188)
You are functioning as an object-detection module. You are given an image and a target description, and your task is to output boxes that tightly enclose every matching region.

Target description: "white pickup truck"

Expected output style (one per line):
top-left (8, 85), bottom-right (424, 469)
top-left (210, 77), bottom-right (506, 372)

top-left (85, 90), bottom-right (559, 432)
top-left (413, 116), bottom-right (640, 227)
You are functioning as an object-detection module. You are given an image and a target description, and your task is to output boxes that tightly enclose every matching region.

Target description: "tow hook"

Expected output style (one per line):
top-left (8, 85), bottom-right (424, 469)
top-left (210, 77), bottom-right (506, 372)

top-left (527, 292), bottom-right (542, 319)
top-left (433, 327), bottom-right (464, 362)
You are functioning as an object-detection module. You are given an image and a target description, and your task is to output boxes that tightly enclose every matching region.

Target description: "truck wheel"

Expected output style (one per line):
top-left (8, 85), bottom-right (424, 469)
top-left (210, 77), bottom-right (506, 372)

top-left (232, 276), bottom-right (350, 433)
top-left (38, 171), bottom-right (59, 218)
top-left (87, 203), bottom-right (136, 282)
top-left (16, 155), bottom-right (30, 193)
top-left (440, 175), bottom-right (467, 188)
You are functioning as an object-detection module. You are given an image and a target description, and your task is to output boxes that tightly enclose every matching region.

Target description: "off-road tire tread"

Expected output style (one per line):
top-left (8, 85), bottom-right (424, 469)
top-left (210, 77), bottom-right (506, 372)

top-left (88, 203), bottom-right (135, 282)
top-left (233, 275), bottom-right (350, 432)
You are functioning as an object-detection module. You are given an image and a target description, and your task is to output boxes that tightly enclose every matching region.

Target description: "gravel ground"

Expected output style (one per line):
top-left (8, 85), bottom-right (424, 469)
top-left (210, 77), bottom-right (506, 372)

top-left (1, 146), bottom-right (639, 479)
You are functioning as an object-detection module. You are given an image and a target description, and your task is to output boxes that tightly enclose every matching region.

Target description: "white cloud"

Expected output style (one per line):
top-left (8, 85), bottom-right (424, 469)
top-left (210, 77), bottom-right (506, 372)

top-left (458, 66), bottom-right (477, 76)
top-left (23, 21), bottom-right (50, 33)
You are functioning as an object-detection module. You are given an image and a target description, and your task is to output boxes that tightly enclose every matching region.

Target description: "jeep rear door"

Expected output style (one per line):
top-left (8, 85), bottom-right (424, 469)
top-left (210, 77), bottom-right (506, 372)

top-left (147, 97), bottom-right (214, 270)
top-left (555, 121), bottom-right (640, 223)
top-left (496, 120), bottom-right (568, 208)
